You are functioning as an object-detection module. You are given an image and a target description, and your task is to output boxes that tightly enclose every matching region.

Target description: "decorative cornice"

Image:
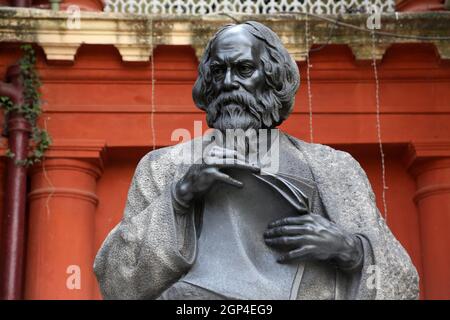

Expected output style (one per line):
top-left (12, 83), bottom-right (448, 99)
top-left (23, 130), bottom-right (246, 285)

top-left (43, 138), bottom-right (106, 158)
top-left (406, 141), bottom-right (450, 165)
top-left (0, 7), bottom-right (154, 62)
top-left (38, 43), bottom-right (81, 61)
top-left (0, 139), bottom-right (108, 178)
top-left (0, 8), bottom-right (449, 62)
top-left (348, 43), bottom-right (392, 61)
top-left (406, 141), bottom-right (450, 177)
top-left (37, 139), bottom-right (107, 174)
top-left (0, 137), bottom-right (106, 167)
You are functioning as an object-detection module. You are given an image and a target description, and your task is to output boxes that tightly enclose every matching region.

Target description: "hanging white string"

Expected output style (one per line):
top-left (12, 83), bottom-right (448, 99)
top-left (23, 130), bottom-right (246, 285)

top-left (42, 117), bottom-right (55, 221)
top-left (305, 13), bottom-right (314, 143)
top-left (371, 29), bottom-right (388, 222)
top-left (149, 15), bottom-right (156, 151)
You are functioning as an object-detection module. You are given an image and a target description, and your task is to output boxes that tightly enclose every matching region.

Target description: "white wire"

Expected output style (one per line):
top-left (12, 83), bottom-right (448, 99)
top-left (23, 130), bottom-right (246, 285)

top-left (305, 13), bottom-right (314, 143)
top-left (150, 16), bottom-right (156, 151)
top-left (42, 117), bottom-right (54, 221)
top-left (371, 29), bottom-right (389, 222)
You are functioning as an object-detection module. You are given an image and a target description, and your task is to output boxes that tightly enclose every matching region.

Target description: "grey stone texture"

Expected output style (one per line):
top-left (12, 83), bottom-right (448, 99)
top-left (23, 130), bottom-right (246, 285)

top-left (94, 132), bottom-right (419, 300)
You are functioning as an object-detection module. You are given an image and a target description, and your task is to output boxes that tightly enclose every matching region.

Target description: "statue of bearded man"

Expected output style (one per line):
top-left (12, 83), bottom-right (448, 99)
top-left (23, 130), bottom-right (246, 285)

top-left (94, 21), bottom-right (419, 300)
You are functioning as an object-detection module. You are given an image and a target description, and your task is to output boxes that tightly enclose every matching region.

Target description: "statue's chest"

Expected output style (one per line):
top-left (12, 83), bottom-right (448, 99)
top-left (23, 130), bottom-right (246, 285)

top-left (181, 145), bottom-right (327, 299)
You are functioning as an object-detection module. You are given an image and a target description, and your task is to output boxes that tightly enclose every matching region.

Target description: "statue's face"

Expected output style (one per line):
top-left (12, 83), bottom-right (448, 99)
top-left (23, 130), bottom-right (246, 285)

top-left (210, 26), bottom-right (266, 98)
top-left (206, 26), bottom-right (268, 131)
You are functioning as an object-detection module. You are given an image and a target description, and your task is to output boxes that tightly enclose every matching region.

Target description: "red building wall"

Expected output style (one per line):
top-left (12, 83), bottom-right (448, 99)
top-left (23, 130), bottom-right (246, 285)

top-left (1, 38), bottom-right (450, 299)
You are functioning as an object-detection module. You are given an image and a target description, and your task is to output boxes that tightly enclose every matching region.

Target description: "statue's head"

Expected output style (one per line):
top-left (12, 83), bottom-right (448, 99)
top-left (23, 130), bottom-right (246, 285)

top-left (193, 21), bottom-right (300, 132)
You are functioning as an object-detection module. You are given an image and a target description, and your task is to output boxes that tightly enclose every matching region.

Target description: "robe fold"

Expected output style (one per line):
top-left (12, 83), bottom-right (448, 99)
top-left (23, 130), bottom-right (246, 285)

top-left (94, 132), bottom-right (419, 300)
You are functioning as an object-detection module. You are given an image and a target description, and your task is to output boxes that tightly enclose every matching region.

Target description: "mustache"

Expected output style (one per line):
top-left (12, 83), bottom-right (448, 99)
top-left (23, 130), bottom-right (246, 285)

top-left (208, 91), bottom-right (261, 121)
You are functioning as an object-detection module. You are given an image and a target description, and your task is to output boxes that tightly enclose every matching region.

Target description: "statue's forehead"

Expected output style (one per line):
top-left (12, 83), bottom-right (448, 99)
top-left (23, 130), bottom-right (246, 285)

top-left (210, 26), bottom-right (261, 62)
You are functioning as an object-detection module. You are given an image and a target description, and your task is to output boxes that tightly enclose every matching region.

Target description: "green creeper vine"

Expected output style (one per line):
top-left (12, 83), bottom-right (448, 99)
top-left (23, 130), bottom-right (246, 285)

top-left (0, 44), bottom-right (51, 167)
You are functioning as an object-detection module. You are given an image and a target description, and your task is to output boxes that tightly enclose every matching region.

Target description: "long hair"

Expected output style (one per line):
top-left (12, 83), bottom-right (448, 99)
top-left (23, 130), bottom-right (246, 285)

top-left (192, 21), bottom-right (300, 126)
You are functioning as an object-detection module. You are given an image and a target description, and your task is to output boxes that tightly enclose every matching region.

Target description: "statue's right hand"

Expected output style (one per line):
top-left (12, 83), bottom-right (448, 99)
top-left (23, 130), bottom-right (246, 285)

top-left (173, 146), bottom-right (260, 209)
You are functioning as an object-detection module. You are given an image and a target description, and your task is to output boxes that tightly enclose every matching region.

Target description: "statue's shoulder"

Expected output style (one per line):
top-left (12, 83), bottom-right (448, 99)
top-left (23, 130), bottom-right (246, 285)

top-left (128, 139), bottom-right (196, 193)
top-left (135, 138), bottom-right (196, 174)
top-left (284, 133), bottom-right (356, 164)
top-left (283, 132), bottom-right (369, 186)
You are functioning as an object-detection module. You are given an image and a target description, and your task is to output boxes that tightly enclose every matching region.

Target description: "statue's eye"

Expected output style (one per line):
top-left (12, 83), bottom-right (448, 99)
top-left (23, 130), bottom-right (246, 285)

top-left (238, 64), bottom-right (255, 77)
top-left (211, 66), bottom-right (225, 78)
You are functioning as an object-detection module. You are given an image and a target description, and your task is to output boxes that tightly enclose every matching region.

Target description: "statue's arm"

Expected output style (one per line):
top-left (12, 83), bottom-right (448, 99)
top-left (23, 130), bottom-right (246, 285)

top-left (284, 136), bottom-right (419, 299)
top-left (336, 233), bottom-right (377, 299)
top-left (94, 152), bottom-right (197, 299)
top-left (340, 152), bottom-right (420, 300)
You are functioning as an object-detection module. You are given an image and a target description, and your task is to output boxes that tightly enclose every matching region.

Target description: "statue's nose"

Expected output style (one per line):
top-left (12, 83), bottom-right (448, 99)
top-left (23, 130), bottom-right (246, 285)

top-left (223, 68), bottom-right (239, 91)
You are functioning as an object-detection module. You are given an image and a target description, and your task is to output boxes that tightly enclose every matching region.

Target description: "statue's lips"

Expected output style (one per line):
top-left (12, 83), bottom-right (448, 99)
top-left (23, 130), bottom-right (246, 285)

top-left (212, 92), bottom-right (258, 111)
top-left (218, 103), bottom-right (246, 112)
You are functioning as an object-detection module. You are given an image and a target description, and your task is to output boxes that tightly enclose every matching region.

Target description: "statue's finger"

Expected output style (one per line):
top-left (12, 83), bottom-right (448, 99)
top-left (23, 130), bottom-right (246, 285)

top-left (277, 245), bottom-right (317, 263)
top-left (264, 225), bottom-right (314, 238)
top-left (210, 171), bottom-right (244, 188)
top-left (205, 156), bottom-right (260, 173)
top-left (212, 156), bottom-right (247, 166)
top-left (209, 147), bottom-right (246, 161)
top-left (216, 161), bottom-right (261, 173)
top-left (268, 215), bottom-right (314, 228)
top-left (264, 235), bottom-right (313, 247)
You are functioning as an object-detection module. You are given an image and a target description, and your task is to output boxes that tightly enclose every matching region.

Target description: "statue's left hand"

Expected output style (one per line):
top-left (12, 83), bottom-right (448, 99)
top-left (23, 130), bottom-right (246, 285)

top-left (264, 214), bottom-right (364, 272)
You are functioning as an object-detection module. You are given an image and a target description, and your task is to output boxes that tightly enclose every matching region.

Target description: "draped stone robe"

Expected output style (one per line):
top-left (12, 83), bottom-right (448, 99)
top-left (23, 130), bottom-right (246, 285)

top-left (94, 132), bottom-right (419, 300)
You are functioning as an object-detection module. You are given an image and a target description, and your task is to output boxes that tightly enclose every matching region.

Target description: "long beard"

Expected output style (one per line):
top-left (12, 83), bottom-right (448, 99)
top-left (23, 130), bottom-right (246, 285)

top-left (205, 91), bottom-right (280, 132)
top-left (211, 104), bottom-right (261, 131)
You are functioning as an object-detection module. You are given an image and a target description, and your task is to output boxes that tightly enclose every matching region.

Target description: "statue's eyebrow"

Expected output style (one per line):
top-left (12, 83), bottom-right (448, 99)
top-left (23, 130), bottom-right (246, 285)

top-left (210, 58), bottom-right (255, 69)
top-left (210, 59), bottom-right (254, 66)
top-left (234, 59), bottom-right (255, 65)
top-left (210, 60), bottom-right (224, 66)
